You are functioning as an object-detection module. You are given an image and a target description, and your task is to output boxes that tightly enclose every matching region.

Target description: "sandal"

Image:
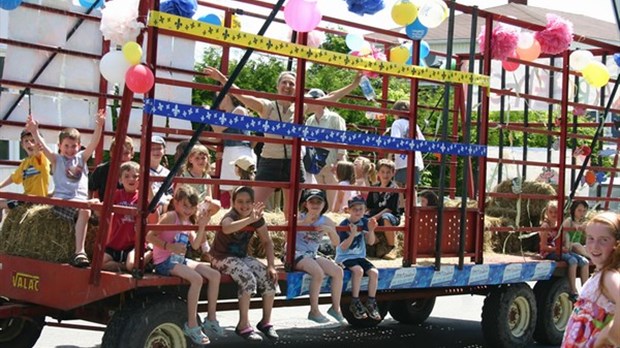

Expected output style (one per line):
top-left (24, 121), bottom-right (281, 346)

top-left (70, 252), bottom-right (90, 268)
top-left (235, 326), bottom-right (262, 342)
top-left (183, 322), bottom-right (210, 345)
top-left (257, 321), bottom-right (279, 340)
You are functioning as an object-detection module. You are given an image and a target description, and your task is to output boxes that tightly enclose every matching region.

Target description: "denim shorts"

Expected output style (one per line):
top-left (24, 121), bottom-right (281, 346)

top-left (547, 252), bottom-right (589, 267)
top-left (154, 256), bottom-right (187, 276)
top-left (371, 212), bottom-right (400, 226)
top-left (342, 258), bottom-right (376, 273)
top-left (255, 158), bottom-right (305, 182)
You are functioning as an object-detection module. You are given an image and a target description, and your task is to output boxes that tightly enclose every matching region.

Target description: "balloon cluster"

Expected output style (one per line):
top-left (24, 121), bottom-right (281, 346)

top-left (391, 0), bottom-right (447, 40)
top-left (99, 43), bottom-right (154, 94)
top-left (0, 0), bottom-right (22, 10)
top-left (284, 0), bottom-right (322, 33)
top-left (197, 13), bottom-right (241, 30)
top-left (570, 50), bottom-right (610, 88)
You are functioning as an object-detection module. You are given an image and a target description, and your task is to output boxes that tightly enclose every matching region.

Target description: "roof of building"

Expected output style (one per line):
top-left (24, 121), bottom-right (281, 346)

top-left (369, 3), bottom-right (619, 46)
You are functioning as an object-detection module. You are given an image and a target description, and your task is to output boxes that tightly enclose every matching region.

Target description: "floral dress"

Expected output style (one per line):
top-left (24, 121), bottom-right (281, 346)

top-left (562, 272), bottom-right (615, 348)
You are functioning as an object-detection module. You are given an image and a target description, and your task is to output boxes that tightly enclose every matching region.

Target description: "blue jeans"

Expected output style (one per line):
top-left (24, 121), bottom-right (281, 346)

top-left (154, 256), bottom-right (187, 276)
top-left (546, 251), bottom-right (588, 266)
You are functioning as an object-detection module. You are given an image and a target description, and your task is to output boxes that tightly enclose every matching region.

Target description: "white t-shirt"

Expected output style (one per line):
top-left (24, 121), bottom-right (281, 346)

top-left (390, 118), bottom-right (425, 171)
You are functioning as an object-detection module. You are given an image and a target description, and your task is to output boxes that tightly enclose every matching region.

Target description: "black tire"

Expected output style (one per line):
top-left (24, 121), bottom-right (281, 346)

top-left (0, 299), bottom-right (44, 348)
top-left (388, 297), bottom-right (436, 324)
top-left (481, 283), bottom-right (537, 348)
top-left (102, 296), bottom-right (189, 348)
top-left (341, 299), bottom-right (389, 327)
top-left (533, 278), bottom-right (572, 345)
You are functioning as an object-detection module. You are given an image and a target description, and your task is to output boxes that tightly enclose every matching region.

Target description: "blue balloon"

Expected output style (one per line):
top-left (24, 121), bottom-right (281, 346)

top-left (78, 0), bottom-right (104, 9)
top-left (420, 40), bottom-right (430, 59)
top-left (0, 0), bottom-right (23, 10)
top-left (614, 53), bottom-right (620, 68)
top-left (198, 14), bottom-right (222, 26)
top-left (405, 19), bottom-right (428, 40)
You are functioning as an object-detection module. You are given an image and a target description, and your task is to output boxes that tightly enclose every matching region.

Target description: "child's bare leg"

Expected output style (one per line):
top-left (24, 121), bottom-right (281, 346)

top-left (238, 292), bottom-right (251, 329)
top-left (195, 263), bottom-right (221, 321)
top-left (366, 268), bottom-right (379, 298)
top-left (295, 258), bottom-right (325, 315)
top-left (349, 266), bottom-right (364, 298)
top-left (384, 220), bottom-right (395, 247)
top-left (579, 265), bottom-right (589, 287)
top-left (171, 265), bottom-right (203, 327)
top-left (317, 258), bottom-right (343, 312)
top-left (567, 263), bottom-right (578, 294)
top-left (74, 209), bottom-right (90, 254)
top-left (102, 253), bottom-right (120, 271)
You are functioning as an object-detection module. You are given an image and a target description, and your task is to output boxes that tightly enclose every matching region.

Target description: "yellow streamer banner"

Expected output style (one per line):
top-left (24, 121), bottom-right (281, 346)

top-left (148, 11), bottom-right (489, 87)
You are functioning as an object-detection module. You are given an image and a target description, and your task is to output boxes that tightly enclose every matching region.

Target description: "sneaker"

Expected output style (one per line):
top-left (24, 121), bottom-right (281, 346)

top-left (257, 321), bottom-right (279, 340)
top-left (307, 312), bottom-right (330, 324)
top-left (327, 306), bottom-right (346, 324)
top-left (383, 246), bottom-right (398, 260)
top-left (202, 318), bottom-right (225, 336)
top-left (349, 300), bottom-right (368, 320)
top-left (365, 301), bottom-right (382, 321)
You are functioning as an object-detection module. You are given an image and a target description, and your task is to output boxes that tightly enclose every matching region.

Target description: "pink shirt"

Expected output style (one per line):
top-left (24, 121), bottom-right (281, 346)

top-left (153, 211), bottom-right (190, 265)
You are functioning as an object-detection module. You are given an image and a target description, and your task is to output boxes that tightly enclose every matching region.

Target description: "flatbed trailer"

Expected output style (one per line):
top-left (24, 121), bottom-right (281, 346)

top-left (1, 0), bottom-right (619, 347)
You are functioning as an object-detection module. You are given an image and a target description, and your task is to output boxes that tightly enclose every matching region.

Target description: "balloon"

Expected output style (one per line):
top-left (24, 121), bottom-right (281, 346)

top-left (390, 45), bottom-right (410, 64)
top-left (515, 38), bottom-right (540, 62)
top-left (418, 0), bottom-right (445, 29)
top-left (419, 40), bottom-right (430, 59)
top-left (307, 30), bottom-right (326, 48)
top-left (569, 50), bottom-right (594, 72)
top-left (517, 32), bottom-right (534, 49)
top-left (122, 42), bottom-right (142, 65)
top-left (284, 0), bottom-right (321, 33)
top-left (405, 18), bottom-right (428, 40)
top-left (78, 0), bottom-right (103, 9)
top-left (358, 42), bottom-right (372, 55)
top-left (502, 51), bottom-right (520, 71)
top-left (125, 64), bottom-right (155, 94)
top-left (614, 53), bottom-right (620, 68)
top-left (582, 61), bottom-right (610, 88)
top-left (198, 13), bottom-right (222, 26)
top-left (100, 50), bottom-right (132, 85)
top-left (391, 0), bottom-right (418, 26)
top-left (0, 0), bottom-right (22, 10)
top-left (584, 171), bottom-right (596, 186)
top-left (596, 172), bottom-right (606, 183)
top-left (345, 33), bottom-right (364, 51)
top-left (579, 145), bottom-right (591, 156)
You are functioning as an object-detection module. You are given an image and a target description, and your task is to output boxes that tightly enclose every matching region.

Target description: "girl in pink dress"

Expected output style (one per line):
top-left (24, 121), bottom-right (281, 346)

top-left (562, 212), bottom-right (620, 348)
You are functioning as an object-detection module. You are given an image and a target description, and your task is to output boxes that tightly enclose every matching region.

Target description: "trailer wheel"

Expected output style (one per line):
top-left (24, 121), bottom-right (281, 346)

top-left (482, 283), bottom-right (537, 348)
top-left (341, 299), bottom-right (388, 327)
top-left (0, 298), bottom-right (44, 348)
top-left (102, 296), bottom-right (188, 348)
top-left (533, 278), bottom-right (572, 345)
top-left (388, 297), bottom-right (435, 324)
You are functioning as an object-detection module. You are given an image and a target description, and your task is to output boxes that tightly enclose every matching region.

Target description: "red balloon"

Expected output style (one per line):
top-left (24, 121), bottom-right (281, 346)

top-left (125, 64), bottom-right (154, 94)
top-left (584, 171), bottom-right (596, 186)
top-left (502, 51), bottom-right (520, 71)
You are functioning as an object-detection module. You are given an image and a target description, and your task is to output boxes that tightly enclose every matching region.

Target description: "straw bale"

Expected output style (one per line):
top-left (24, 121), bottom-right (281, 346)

top-left (0, 205), bottom-right (97, 263)
top-left (489, 179), bottom-right (556, 227)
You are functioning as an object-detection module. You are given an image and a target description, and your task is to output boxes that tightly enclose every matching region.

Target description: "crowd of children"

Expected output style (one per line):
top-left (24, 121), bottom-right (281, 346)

top-left (2, 105), bottom-right (619, 347)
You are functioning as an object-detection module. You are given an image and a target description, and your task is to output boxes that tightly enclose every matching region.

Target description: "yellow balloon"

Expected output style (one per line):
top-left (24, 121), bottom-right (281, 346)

top-left (391, 1), bottom-right (418, 26)
top-left (122, 42), bottom-right (142, 65)
top-left (390, 46), bottom-right (410, 64)
top-left (582, 61), bottom-right (610, 88)
top-left (231, 15), bottom-right (241, 30)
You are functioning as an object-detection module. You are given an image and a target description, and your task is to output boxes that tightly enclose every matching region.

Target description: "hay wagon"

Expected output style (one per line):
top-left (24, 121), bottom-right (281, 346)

top-left (1, 0), bottom-right (619, 347)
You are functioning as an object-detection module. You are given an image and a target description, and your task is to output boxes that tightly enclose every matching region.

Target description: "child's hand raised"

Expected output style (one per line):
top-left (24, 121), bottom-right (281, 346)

top-left (25, 114), bottom-right (38, 132)
top-left (95, 109), bottom-right (106, 128)
top-left (349, 223), bottom-right (360, 237)
top-left (251, 202), bottom-right (264, 222)
top-left (197, 209), bottom-right (212, 227)
top-left (368, 217), bottom-right (378, 231)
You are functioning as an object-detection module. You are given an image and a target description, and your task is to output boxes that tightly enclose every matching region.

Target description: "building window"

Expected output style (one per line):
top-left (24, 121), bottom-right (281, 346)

top-left (0, 139), bottom-right (9, 160)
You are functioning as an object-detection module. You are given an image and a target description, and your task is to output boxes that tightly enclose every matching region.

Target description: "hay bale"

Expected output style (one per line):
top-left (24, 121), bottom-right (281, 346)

top-left (489, 179), bottom-right (556, 228)
top-left (0, 204), bottom-right (31, 252)
top-left (1, 205), bottom-right (98, 263)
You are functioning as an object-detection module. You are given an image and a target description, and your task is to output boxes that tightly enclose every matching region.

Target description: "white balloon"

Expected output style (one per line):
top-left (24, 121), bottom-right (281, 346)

top-left (99, 50), bottom-right (132, 84)
top-left (569, 50), bottom-right (594, 72)
top-left (517, 32), bottom-right (534, 49)
top-left (418, 0), bottom-right (445, 29)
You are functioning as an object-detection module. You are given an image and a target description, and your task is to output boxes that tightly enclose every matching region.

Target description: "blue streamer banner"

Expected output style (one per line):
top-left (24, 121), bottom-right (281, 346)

top-left (144, 99), bottom-right (487, 156)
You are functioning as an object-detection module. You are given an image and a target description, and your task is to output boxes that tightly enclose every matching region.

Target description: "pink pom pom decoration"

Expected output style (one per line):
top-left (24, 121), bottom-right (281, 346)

top-left (477, 24), bottom-right (519, 61)
top-left (534, 14), bottom-right (573, 55)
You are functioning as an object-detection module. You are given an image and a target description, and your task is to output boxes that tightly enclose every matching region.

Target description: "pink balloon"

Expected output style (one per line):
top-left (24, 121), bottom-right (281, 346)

top-left (502, 51), bottom-right (520, 71)
top-left (516, 39), bottom-right (541, 62)
top-left (125, 64), bottom-right (154, 94)
top-left (284, 0), bottom-right (321, 33)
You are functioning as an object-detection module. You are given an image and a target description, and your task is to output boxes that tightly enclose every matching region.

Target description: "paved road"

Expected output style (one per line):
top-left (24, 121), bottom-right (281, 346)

top-left (34, 294), bottom-right (559, 348)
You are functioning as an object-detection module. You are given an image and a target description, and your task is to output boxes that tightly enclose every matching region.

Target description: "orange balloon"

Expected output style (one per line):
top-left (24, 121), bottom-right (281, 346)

top-left (516, 39), bottom-right (541, 62)
top-left (584, 171), bottom-right (596, 186)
